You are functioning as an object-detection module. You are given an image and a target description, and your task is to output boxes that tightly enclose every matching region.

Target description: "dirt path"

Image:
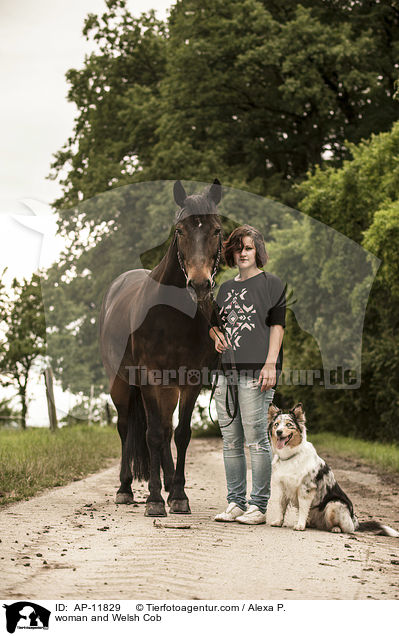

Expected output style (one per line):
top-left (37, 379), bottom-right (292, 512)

top-left (0, 438), bottom-right (398, 600)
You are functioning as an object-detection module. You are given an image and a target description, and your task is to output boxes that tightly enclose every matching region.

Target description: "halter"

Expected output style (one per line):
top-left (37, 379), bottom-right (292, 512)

top-left (174, 228), bottom-right (222, 289)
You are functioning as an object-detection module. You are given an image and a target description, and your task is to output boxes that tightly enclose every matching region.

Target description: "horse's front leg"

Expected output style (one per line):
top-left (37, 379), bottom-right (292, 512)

top-left (161, 427), bottom-right (175, 493)
top-left (160, 387), bottom-right (179, 493)
top-left (168, 385), bottom-right (202, 514)
top-left (140, 387), bottom-right (167, 517)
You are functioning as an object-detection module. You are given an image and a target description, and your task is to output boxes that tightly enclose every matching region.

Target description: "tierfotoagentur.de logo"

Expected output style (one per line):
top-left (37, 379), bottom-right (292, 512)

top-left (2, 602), bottom-right (51, 633)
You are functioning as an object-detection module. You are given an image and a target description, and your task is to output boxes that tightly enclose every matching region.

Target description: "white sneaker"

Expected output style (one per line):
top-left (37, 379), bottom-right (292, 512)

top-left (236, 504), bottom-right (266, 525)
top-left (214, 502), bottom-right (246, 522)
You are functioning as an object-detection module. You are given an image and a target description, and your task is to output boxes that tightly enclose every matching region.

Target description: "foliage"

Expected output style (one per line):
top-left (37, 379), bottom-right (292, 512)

top-left (296, 122), bottom-right (399, 242)
top-left (363, 201), bottom-right (399, 298)
top-left (50, 0), bottom-right (399, 216)
top-left (284, 122), bottom-right (399, 441)
top-left (0, 275), bottom-right (46, 429)
top-left (0, 397), bottom-right (21, 429)
top-left (153, 0), bottom-right (399, 196)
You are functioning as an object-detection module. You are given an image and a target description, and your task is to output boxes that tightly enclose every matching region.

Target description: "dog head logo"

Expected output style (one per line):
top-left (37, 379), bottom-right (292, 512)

top-left (2, 602), bottom-right (50, 633)
top-left (268, 403), bottom-right (306, 454)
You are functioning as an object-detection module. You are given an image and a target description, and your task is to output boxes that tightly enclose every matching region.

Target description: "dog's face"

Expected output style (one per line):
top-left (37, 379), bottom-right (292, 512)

top-left (268, 403), bottom-right (306, 452)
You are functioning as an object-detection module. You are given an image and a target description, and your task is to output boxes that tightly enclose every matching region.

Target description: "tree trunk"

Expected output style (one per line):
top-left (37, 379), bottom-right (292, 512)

top-left (20, 386), bottom-right (27, 430)
top-left (44, 366), bottom-right (58, 431)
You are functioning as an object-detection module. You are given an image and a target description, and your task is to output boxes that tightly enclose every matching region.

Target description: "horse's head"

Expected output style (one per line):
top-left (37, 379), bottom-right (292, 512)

top-left (174, 179), bottom-right (223, 301)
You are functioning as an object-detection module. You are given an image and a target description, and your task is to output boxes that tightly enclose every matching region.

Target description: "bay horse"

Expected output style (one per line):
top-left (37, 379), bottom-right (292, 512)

top-left (99, 180), bottom-right (222, 516)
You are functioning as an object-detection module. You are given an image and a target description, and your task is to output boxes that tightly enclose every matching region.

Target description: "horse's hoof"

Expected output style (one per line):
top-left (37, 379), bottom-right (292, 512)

top-left (169, 499), bottom-right (191, 514)
top-left (145, 501), bottom-right (167, 517)
top-left (115, 492), bottom-right (134, 504)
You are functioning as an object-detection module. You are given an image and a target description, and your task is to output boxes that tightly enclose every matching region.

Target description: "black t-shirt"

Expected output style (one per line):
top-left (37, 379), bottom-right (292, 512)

top-left (211, 271), bottom-right (286, 380)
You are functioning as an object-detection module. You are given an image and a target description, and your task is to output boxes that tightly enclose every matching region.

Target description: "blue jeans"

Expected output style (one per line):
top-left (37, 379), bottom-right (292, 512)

top-left (214, 374), bottom-right (274, 514)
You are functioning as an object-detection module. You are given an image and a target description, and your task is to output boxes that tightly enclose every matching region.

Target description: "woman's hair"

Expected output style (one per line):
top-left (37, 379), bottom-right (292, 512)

top-left (223, 225), bottom-right (268, 268)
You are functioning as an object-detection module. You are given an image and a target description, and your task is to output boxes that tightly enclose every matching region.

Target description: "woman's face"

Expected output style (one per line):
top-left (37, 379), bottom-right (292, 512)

top-left (233, 235), bottom-right (257, 270)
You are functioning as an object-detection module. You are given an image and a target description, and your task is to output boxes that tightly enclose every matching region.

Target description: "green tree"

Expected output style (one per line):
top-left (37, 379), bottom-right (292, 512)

top-left (0, 269), bottom-right (21, 427)
top-left (153, 0), bottom-right (399, 193)
top-left (50, 0), bottom-right (399, 221)
top-left (287, 122), bottom-right (399, 440)
top-left (0, 275), bottom-right (46, 429)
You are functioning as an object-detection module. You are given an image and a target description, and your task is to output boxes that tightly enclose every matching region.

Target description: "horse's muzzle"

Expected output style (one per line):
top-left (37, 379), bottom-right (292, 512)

top-left (187, 278), bottom-right (212, 301)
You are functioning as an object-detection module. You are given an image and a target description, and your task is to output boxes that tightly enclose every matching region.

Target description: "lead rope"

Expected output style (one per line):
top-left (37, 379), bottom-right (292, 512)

top-left (206, 293), bottom-right (239, 429)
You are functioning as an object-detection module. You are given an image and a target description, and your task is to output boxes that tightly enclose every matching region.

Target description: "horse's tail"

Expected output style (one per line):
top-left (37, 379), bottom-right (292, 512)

top-left (127, 385), bottom-right (150, 481)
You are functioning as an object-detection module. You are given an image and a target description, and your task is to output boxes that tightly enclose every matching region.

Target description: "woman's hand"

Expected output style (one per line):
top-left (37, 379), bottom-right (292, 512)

top-left (259, 326), bottom-right (284, 391)
top-left (210, 327), bottom-right (231, 353)
top-left (258, 362), bottom-right (276, 392)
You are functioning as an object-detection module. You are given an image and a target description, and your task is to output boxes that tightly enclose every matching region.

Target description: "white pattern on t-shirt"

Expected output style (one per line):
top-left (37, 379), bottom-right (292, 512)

top-left (221, 288), bottom-right (257, 350)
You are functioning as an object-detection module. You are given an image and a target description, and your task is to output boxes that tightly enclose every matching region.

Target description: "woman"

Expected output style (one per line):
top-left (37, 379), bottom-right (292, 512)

top-left (209, 225), bottom-right (286, 525)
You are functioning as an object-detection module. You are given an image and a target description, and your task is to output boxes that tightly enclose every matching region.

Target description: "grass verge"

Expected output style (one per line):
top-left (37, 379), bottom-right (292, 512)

top-left (310, 432), bottom-right (399, 474)
top-left (1, 426), bottom-right (398, 507)
top-left (0, 425), bottom-right (120, 506)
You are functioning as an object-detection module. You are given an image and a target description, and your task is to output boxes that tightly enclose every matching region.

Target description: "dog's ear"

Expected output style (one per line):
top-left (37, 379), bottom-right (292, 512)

top-left (290, 403), bottom-right (306, 424)
top-left (268, 403), bottom-right (281, 425)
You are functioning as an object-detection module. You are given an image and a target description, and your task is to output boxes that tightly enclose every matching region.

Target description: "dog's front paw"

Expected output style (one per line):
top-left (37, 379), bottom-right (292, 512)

top-left (270, 519), bottom-right (284, 527)
top-left (293, 523), bottom-right (306, 531)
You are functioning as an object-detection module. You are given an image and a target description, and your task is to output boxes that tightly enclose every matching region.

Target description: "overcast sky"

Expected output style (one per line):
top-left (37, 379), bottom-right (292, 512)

top-left (0, 0), bottom-right (172, 280)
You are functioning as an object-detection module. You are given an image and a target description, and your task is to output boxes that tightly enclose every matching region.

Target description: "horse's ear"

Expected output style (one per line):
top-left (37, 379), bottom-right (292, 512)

top-left (174, 180), bottom-right (187, 207)
top-left (208, 178), bottom-right (222, 205)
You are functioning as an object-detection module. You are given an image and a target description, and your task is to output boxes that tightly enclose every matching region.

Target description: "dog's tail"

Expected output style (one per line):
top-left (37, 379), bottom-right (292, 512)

top-left (357, 520), bottom-right (399, 537)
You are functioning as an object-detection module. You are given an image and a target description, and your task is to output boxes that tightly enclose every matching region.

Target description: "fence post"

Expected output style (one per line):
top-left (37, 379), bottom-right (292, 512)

top-left (87, 384), bottom-right (94, 426)
top-left (44, 366), bottom-right (58, 431)
top-left (105, 402), bottom-right (112, 426)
